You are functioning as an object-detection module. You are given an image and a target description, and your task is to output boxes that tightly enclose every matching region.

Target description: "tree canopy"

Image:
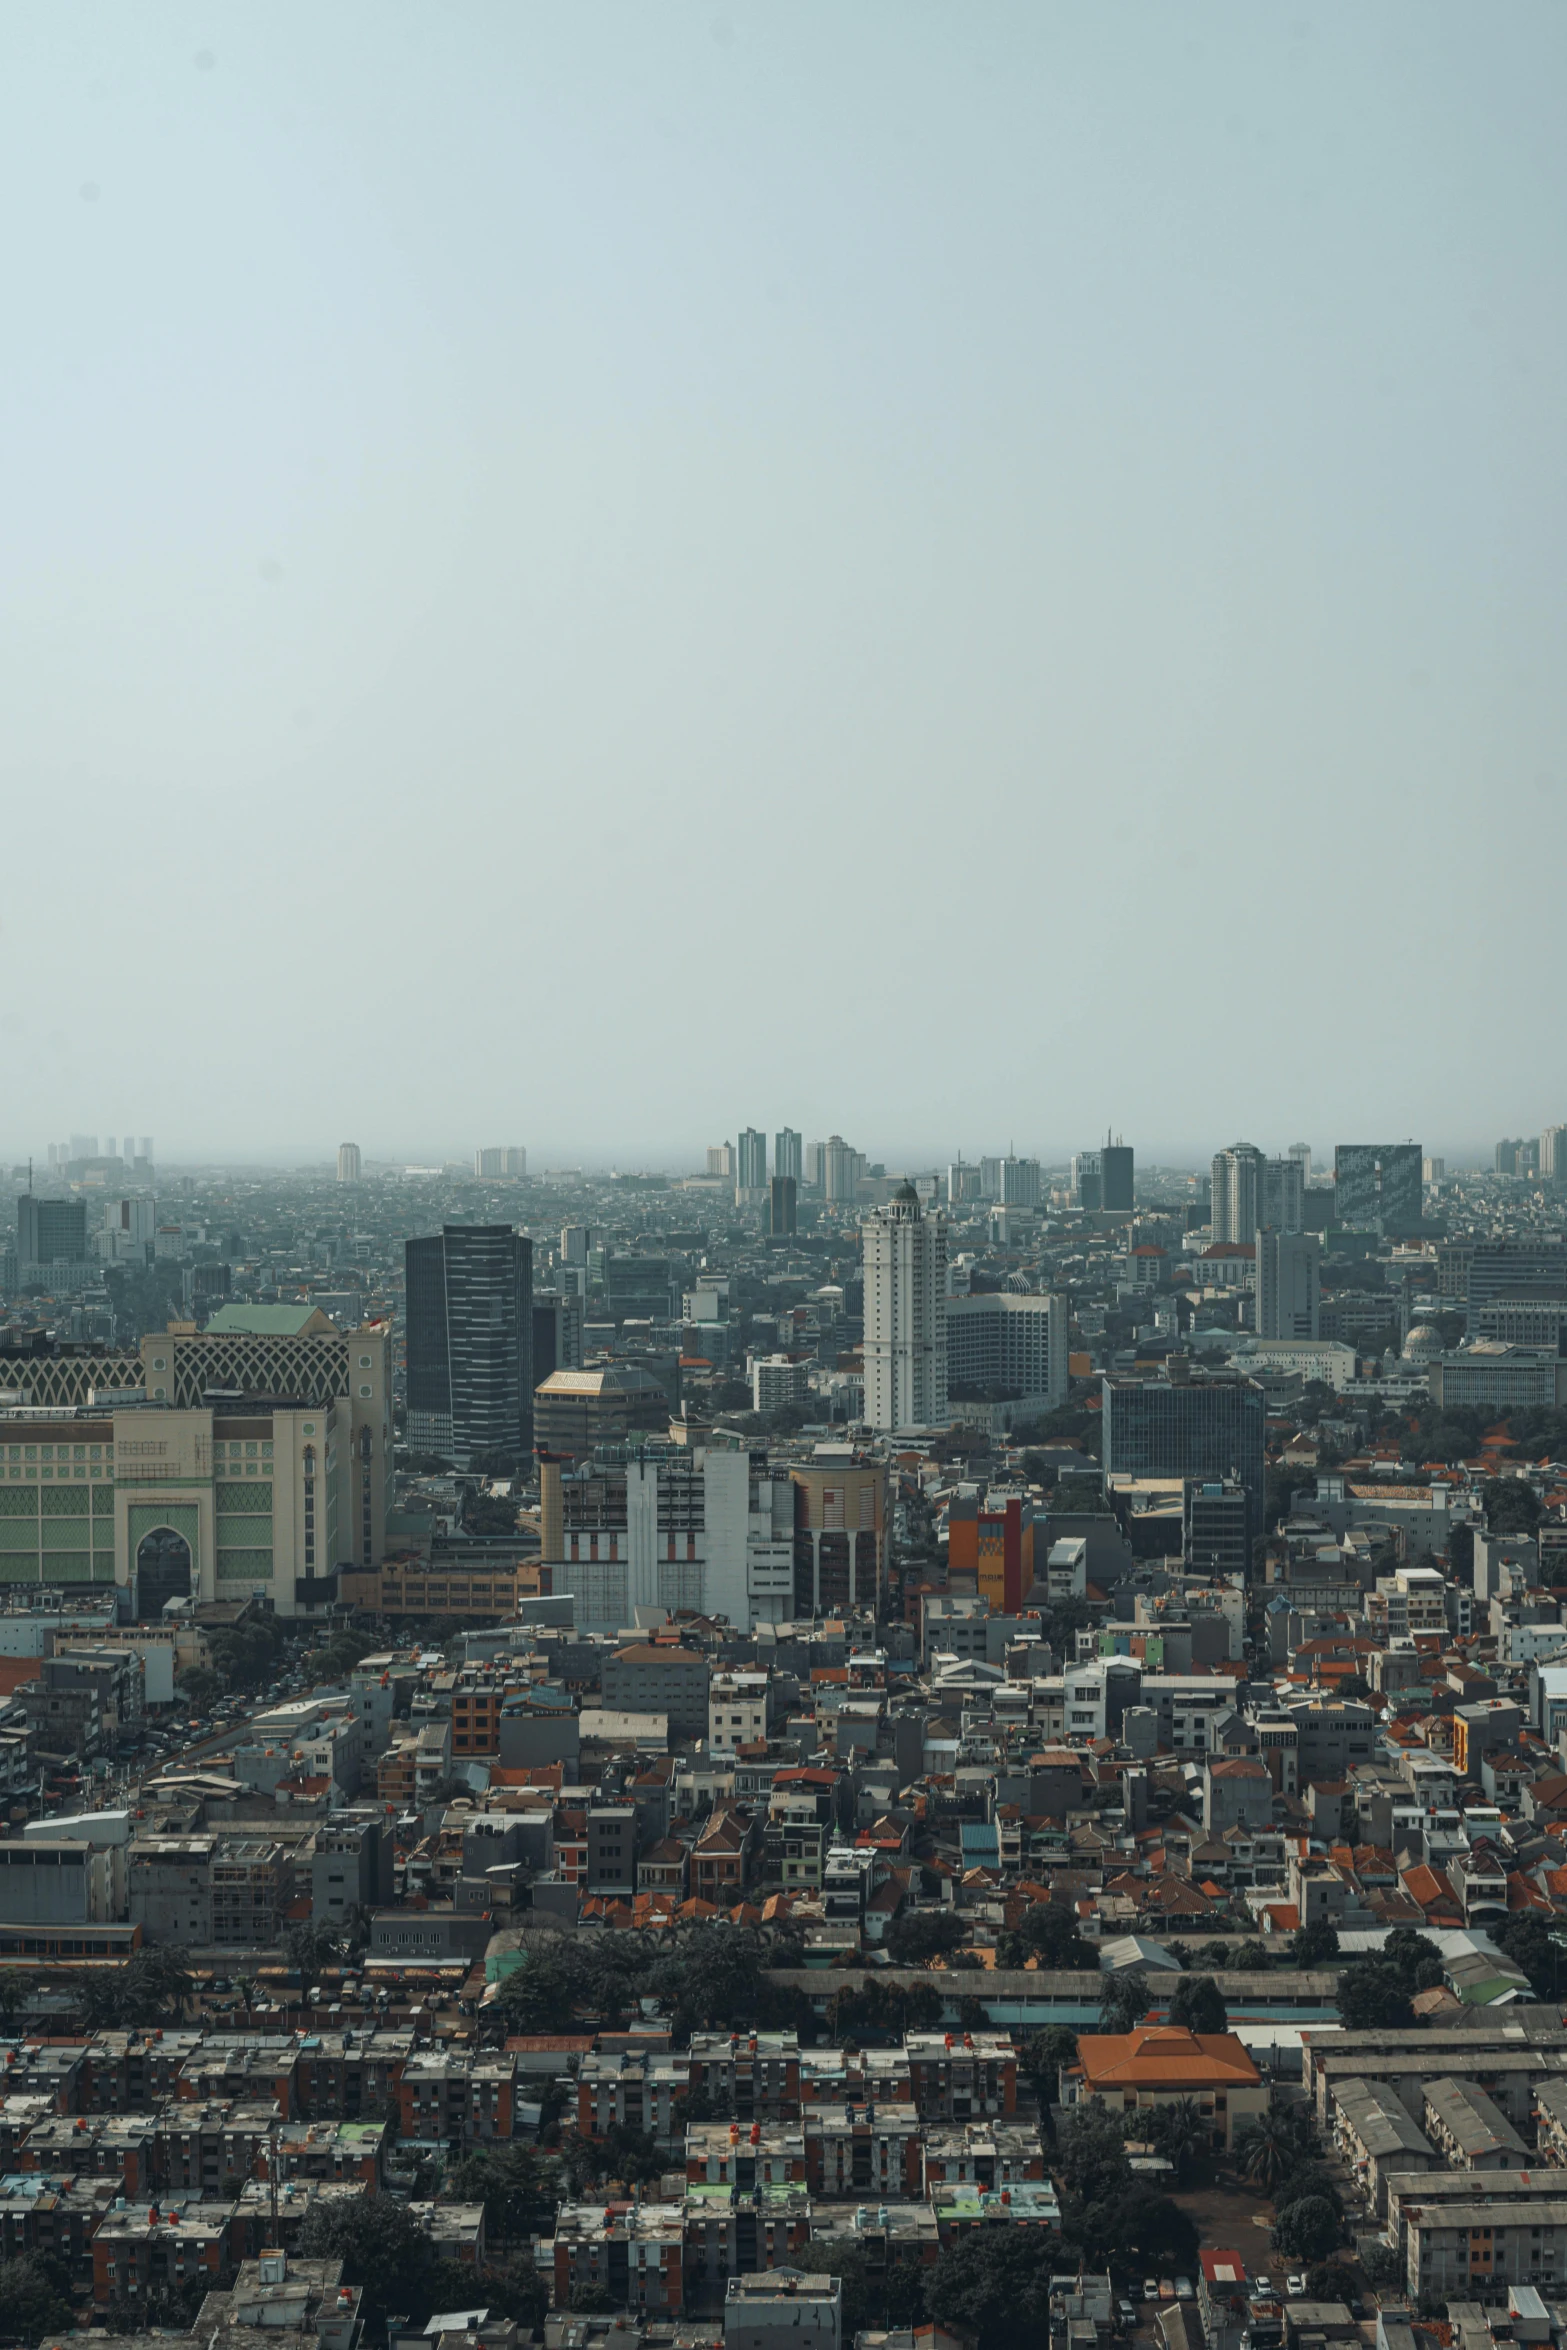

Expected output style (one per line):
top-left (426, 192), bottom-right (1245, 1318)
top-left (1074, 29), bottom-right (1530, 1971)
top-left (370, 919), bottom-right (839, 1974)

top-left (922, 2224), bottom-right (1065, 2350)
top-left (824, 1978), bottom-right (942, 2045)
top-left (885, 1909), bottom-right (971, 1965)
top-left (300, 2189), bottom-right (482, 2338)
top-left (1168, 1974), bottom-right (1227, 2034)
top-left (1272, 2195), bottom-right (1342, 2263)
top-left (998, 1901), bottom-right (1101, 1972)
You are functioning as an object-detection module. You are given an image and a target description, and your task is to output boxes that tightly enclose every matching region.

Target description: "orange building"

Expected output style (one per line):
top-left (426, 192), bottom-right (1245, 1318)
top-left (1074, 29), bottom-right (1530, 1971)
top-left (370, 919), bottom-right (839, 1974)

top-left (948, 1495), bottom-right (1027, 1614)
top-left (1066, 2026), bottom-right (1266, 2150)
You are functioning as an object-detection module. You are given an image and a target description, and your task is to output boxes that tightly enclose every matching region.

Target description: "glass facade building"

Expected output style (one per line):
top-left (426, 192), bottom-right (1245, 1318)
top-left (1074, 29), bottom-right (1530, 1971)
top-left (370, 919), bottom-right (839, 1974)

top-left (1102, 1374), bottom-right (1266, 1545)
top-left (405, 1224), bottom-right (533, 1468)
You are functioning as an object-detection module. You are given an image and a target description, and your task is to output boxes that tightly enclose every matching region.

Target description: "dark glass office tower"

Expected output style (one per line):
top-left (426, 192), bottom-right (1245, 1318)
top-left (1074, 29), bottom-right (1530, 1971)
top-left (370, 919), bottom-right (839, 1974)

top-left (405, 1224), bottom-right (532, 1468)
top-left (1100, 1145), bottom-right (1134, 1211)
top-left (17, 1196), bottom-right (87, 1265)
top-left (1102, 1372), bottom-right (1266, 1546)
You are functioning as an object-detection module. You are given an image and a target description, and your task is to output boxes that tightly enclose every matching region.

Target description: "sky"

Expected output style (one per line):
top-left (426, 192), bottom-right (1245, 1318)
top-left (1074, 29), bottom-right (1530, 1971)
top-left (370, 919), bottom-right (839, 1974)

top-left (3, 3), bottom-right (1565, 1171)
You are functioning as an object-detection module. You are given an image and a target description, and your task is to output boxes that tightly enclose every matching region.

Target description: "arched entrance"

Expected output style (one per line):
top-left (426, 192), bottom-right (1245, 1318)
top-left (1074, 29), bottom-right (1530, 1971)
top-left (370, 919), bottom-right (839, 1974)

top-left (137, 1526), bottom-right (192, 1619)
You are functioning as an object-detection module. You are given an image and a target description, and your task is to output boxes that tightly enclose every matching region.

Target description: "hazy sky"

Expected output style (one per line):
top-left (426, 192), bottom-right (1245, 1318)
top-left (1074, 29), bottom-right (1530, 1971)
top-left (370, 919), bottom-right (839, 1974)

top-left (4, 4), bottom-right (1564, 1170)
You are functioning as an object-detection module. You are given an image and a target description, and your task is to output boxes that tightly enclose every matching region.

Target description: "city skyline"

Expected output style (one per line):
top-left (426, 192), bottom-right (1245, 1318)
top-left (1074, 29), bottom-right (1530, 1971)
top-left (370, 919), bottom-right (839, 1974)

top-left (0, 1121), bottom-right (1537, 1177)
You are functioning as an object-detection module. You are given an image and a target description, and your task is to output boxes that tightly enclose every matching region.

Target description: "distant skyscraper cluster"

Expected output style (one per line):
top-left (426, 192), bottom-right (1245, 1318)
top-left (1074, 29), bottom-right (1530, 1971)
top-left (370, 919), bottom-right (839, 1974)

top-left (45, 1135), bottom-right (152, 1174)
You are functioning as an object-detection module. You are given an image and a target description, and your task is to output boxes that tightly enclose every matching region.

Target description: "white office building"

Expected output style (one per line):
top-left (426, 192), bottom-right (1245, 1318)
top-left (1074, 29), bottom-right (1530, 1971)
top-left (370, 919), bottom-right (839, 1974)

top-left (863, 1186), bottom-right (948, 1430)
top-left (1211, 1144), bottom-right (1264, 1244)
top-left (946, 1291), bottom-right (1067, 1416)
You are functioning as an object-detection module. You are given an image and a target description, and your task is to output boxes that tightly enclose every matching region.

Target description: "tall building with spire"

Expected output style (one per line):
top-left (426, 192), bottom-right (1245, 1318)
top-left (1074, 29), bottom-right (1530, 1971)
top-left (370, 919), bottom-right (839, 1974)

top-left (863, 1184), bottom-right (948, 1431)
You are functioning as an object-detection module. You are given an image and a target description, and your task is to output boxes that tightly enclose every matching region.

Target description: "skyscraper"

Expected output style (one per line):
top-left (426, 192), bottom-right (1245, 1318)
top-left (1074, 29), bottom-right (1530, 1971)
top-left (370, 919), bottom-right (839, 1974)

top-left (337, 1142), bottom-right (361, 1185)
top-left (736, 1128), bottom-right (768, 1198)
top-left (863, 1184), bottom-right (948, 1430)
top-left (768, 1176), bottom-right (798, 1238)
top-left (1259, 1155), bottom-right (1305, 1234)
top-left (405, 1225), bottom-right (533, 1469)
top-left (1256, 1229), bottom-right (1321, 1339)
top-left (1071, 1153), bottom-right (1102, 1211)
top-left (1211, 1144), bottom-right (1265, 1244)
top-left (997, 1155), bottom-right (1043, 1208)
top-left (1540, 1127), bottom-right (1567, 1184)
top-left (774, 1128), bottom-right (803, 1184)
top-left (1102, 1374), bottom-right (1267, 1544)
top-left (1289, 1142), bottom-right (1313, 1184)
top-left (824, 1136), bottom-right (862, 1203)
top-left (1100, 1139), bottom-right (1134, 1212)
top-left (1334, 1143), bottom-right (1423, 1234)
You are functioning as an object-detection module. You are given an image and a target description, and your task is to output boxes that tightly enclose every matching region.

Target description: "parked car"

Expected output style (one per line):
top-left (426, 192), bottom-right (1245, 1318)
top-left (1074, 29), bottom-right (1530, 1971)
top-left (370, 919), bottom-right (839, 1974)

top-left (1158, 2281), bottom-right (1176, 2301)
top-left (1175, 2281), bottom-right (1194, 2303)
top-left (1143, 2281), bottom-right (1159, 2302)
top-left (1118, 2303), bottom-right (1138, 2329)
top-left (1286, 2277), bottom-right (1307, 2299)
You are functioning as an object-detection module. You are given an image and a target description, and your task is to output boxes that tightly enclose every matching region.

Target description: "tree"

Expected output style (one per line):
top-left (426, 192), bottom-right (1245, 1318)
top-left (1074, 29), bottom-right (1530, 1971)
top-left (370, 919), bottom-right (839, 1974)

top-left (1382, 1926), bottom-right (1445, 1993)
top-left (569, 2284), bottom-right (621, 2314)
top-left (286, 1920), bottom-right (345, 1981)
top-left (998, 1901), bottom-right (1101, 1972)
top-left (444, 2145), bottom-right (555, 2242)
top-left (1484, 1478), bottom-right (1542, 1535)
top-left (472, 2256), bottom-right (552, 2331)
top-left (824, 1979), bottom-right (941, 2045)
top-left (813, 2241), bottom-right (893, 2337)
top-left (0, 2253), bottom-right (73, 2341)
top-left (1145, 2095), bottom-right (1209, 2181)
top-left (1291, 1918), bottom-right (1341, 1968)
top-left (923, 2223), bottom-right (1065, 2350)
top-left (1019, 2025), bottom-right (1079, 2104)
top-left (1235, 2102), bottom-right (1317, 2193)
top-left (1097, 1965), bottom-right (1150, 2034)
top-left (1305, 2260), bottom-right (1359, 2303)
top-left (82, 1945), bottom-right (195, 2031)
top-left (301, 2189), bottom-right (445, 2338)
top-left (176, 1664), bottom-right (224, 1712)
top-left (885, 1910), bottom-right (970, 1965)
top-left (1094, 2191), bottom-right (1201, 2272)
top-left (1495, 1910), bottom-right (1558, 1998)
top-left (0, 1969), bottom-right (38, 2028)
top-left (1272, 2195), bottom-right (1342, 2263)
top-left (649, 1922), bottom-right (804, 2041)
top-left (495, 1948), bottom-right (578, 2034)
top-left (1336, 1961), bottom-right (1413, 2032)
top-left (1054, 2105), bottom-right (1133, 2207)
top-left (1168, 1974), bottom-right (1227, 2034)
top-left (1273, 2160), bottom-right (1341, 2224)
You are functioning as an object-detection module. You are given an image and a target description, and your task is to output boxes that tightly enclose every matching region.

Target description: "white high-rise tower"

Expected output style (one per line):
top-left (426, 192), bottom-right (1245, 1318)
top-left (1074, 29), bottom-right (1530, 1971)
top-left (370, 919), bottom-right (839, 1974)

top-left (1210, 1143), bottom-right (1264, 1245)
top-left (863, 1184), bottom-right (948, 1431)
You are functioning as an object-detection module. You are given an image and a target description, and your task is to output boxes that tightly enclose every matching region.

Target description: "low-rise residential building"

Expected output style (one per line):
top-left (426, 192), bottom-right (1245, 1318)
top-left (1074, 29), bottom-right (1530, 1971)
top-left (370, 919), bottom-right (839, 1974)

top-left (1331, 2077), bottom-right (1438, 2214)
top-left (1422, 2076), bottom-right (1529, 2171)
top-left (577, 2052), bottom-right (689, 2142)
top-left (724, 2269), bottom-right (842, 2350)
top-left (1065, 2027), bottom-right (1266, 2151)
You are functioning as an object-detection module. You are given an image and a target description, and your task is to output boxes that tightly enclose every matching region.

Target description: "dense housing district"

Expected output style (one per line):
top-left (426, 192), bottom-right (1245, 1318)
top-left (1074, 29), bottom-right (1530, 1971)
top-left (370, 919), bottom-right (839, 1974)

top-left (5, 1135), bottom-right (1567, 2350)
